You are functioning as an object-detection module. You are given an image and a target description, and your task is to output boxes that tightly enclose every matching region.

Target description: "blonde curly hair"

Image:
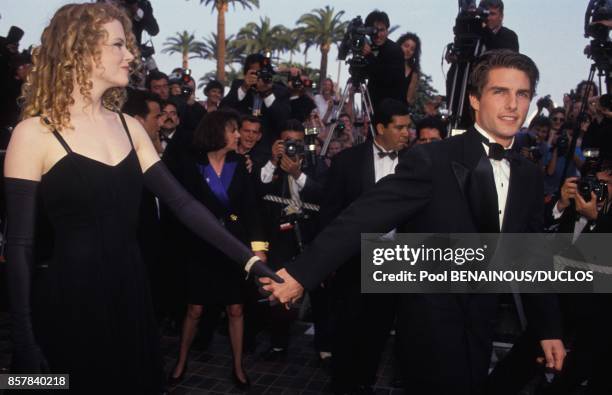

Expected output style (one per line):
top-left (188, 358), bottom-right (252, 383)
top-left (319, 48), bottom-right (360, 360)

top-left (21, 2), bottom-right (141, 132)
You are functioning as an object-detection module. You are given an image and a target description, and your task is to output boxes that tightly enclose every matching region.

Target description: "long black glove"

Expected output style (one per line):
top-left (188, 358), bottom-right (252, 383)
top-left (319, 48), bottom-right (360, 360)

top-left (4, 178), bottom-right (49, 373)
top-left (143, 160), bottom-right (283, 282)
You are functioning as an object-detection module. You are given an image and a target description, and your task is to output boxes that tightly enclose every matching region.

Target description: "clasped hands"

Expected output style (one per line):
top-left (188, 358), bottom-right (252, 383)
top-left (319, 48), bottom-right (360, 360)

top-left (258, 268), bottom-right (304, 306)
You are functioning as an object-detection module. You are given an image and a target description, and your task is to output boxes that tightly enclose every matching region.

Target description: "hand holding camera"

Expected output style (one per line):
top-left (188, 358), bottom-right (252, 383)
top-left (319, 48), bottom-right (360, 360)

top-left (242, 69), bottom-right (258, 92)
top-left (280, 155), bottom-right (303, 180)
top-left (558, 177), bottom-right (579, 212)
top-left (271, 139), bottom-right (285, 166)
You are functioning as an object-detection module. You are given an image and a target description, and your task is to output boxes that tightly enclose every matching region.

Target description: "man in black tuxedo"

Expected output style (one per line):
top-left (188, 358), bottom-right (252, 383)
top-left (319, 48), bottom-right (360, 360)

top-left (320, 99), bottom-right (411, 394)
top-left (262, 50), bottom-right (565, 395)
top-left (480, 0), bottom-right (519, 52)
top-left (220, 53), bottom-right (291, 157)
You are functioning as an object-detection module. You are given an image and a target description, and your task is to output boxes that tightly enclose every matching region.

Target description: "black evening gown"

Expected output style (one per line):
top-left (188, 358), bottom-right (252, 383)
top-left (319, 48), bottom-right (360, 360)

top-left (32, 126), bottom-right (163, 393)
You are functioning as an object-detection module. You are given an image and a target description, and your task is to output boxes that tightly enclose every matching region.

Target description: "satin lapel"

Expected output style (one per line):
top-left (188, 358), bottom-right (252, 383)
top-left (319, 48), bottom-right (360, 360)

top-left (462, 128), bottom-right (500, 233)
top-left (362, 141), bottom-right (376, 191)
top-left (501, 158), bottom-right (525, 232)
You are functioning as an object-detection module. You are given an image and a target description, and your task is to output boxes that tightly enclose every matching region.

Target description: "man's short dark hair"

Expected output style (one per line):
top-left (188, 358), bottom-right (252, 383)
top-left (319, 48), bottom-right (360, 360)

top-left (122, 88), bottom-right (161, 118)
top-left (145, 70), bottom-right (168, 90)
top-left (416, 116), bottom-right (447, 139)
top-left (365, 10), bottom-right (390, 29)
top-left (240, 115), bottom-right (262, 128)
top-left (374, 99), bottom-right (410, 127)
top-left (204, 79), bottom-right (224, 95)
top-left (480, 0), bottom-right (504, 13)
top-left (550, 107), bottom-right (565, 117)
top-left (160, 100), bottom-right (177, 111)
top-left (468, 50), bottom-right (539, 99)
top-left (243, 53), bottom-right (265, 73)
top-left (529, 115), bottom-right (551, 130)
top-left (193, 109), bottom-right (241, 152)
top-left (281, 119), bottom-right (305, 135)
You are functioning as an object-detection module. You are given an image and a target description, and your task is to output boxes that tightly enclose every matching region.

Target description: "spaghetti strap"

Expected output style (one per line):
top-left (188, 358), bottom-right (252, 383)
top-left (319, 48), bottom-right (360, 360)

top-left (118, 112), bottom-right (135, 150)
top-left (51, 130), bottom-right (73, 154)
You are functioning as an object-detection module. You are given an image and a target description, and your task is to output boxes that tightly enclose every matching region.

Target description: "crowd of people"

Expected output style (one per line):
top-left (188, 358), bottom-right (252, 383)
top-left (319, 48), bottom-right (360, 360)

top-left (1, 0), bottom-right (611, 394)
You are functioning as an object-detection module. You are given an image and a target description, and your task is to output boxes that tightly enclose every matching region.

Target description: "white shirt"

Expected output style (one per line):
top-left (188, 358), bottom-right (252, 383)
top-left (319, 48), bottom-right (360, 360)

top-left (372, 141), bottom-right (399, 182)
top-left (314, 94), bottom-right (331, 120)
top-left (237, 87), bottom-right (276, 108)
top-left (260, 160), bottom-right (307, 204)
top-left (474, 123), bottom-right (512, 231)
top-left (552, 204), bottom-right (594, 243)
top-left (160, 129), bottom-right (176, 152)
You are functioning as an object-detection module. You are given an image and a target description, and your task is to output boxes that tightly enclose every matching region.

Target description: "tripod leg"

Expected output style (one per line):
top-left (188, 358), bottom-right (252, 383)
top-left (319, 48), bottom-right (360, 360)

top-left (321, 82), bottom-right (353, 158)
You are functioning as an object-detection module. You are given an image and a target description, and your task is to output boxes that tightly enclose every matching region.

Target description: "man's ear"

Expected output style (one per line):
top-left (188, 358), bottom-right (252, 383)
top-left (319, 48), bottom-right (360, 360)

top-left (469, 94), bottom-right (480, 114)
top-left (256, 132), bottom-right (262, 142)
top-left (375, 123), bottom-right (385, 136)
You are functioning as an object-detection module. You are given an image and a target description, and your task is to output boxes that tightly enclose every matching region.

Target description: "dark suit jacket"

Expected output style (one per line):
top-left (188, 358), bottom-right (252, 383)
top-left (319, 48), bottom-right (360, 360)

top-left (220, 80), bottom-right (291, 153)
top-left (285, 127), bottom-right (561, 393)
top-left (364, 38), bottom-right (405, 108)
top-left (483, 26), bottom-right (519, 52)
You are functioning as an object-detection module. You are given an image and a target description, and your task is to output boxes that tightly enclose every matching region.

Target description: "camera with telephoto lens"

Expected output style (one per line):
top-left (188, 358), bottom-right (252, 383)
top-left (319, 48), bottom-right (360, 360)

top-left (537, 94), bottom-right (553, 109)
top-left (168, 68), bottom-right (194, 98)
top-left (256, 52), bottom-right (275, 84)
top-left (585, 0), bottom-right (612, 71)
top-left (337, 16), bottom-right (378, 82)
top-left (289, 74), bottom-right (313, 89)
top-left (578, 148), bottom-right (609, 202)
top-left (446, 0), bottom-right (490, 62)
top-left (284, 139), bottom-right (305, 157)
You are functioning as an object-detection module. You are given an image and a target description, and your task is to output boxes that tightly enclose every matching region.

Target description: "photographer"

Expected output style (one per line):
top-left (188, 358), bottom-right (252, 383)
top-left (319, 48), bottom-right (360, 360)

top-left (199, 79), bottom-right (224, 113)
top-left (145, 70), bottom-right (170, 100)
top-left (479, 0), bottom-right (519, 52)
top-left (258, 119), bottom-right (324, 360)
top-left (288, 69), bottom-right (317, 123)
top-left (0, 26), bottom-right (26, 142)
top-left (99, 0), bottom-right (158, 45)
top-left (362, 10), bottom-right (405, 108)
top-left (415, 116), bottom-right (447, 145)
top-left (169, 70), bottom-right (206, 131)
top-left (221, 53), bottom-right (291, 156)
top-left (515, 116), bottom-right (550, 168)
top-left (544, 122), bottom-right (586, 197)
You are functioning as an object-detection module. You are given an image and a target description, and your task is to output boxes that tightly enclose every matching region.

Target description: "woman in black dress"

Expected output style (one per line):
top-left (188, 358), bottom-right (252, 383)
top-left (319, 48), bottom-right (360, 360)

top-left (3, 3), bottom-right (276, 393)
top-left (167, 110), bottom-right (265, 388)
top-left (397, 32), bottom-right (422, 107)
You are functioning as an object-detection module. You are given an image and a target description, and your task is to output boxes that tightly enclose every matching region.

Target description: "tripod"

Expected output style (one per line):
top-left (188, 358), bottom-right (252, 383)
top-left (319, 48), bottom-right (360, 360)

top-left (320, 75), bottom-right (375, 158)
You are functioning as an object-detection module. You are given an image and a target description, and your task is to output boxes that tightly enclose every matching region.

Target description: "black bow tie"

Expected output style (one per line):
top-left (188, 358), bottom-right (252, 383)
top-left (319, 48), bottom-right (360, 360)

top-left (160, 133), bottom-right (172, 143)
top-left (378, 151), bottom-right (398, 160)
top-left (485, 142), bottom-right (517, 162)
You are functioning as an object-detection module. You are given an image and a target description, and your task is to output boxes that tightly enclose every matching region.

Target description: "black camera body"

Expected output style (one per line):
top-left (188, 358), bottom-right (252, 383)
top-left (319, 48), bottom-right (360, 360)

top-left (579, 174), bottom-right (609, 202)
top-left (556, 134), bottom-right (570, 157)
top-left (284, 139), bottom-right (305, 157)
top-left (256, 54), bottom-right (275, 84)
top-left (289, 74), bottom-right (313, 90)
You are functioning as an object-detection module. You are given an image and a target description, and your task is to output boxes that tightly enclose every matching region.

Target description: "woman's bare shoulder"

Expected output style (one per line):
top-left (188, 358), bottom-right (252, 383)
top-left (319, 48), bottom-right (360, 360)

top-left (4, 117), bottom-right (53, 180)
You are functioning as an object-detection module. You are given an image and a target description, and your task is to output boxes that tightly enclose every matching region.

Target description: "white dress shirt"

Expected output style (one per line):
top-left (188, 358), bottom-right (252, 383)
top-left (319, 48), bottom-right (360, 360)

top-left (474, 124), bottom-right (512, 230)
top-left (237, 87), bottom-right (276, 108)
top-left (372, 141), bottom-right (400, 239)
top-left (260, 160), bottom-right (307, 204)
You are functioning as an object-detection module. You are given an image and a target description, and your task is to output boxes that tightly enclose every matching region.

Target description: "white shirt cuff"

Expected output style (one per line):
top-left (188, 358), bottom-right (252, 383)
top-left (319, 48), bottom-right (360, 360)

top-left (294, 172), bottom-right (307, 191)
top-left (260, 160), bottom-right (276, 183)
top-left (237, 87), bottom-right (247, 101)
top-left (552, 202), bottom-right (565, 219)
top-left (263, 93), bottom-right (276, 108)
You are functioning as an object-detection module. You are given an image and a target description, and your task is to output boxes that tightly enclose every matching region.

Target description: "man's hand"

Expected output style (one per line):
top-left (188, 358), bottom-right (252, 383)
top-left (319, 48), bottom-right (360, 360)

top-left (558, 176), bottom-right (578, 212)
top-left (537, 339), bottom-right (566, 371)
top-left (280, 154), bottom-right (302, 179)
top-left (362, 42), bottom-right (372, 56)
top-left (271, 139), bottom-right (285, 165)
top-left (253, 250), bottom-right (267, 263)
top-left (260, 268), bottom-right (304, 304)
top-left (241, 69), bottom-right (258, 92)
top-left (576, 191), bottom-right (599, 221)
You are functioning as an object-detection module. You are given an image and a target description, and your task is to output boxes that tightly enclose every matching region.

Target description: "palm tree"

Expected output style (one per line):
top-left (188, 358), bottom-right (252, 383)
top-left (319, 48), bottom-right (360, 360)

top-left (297, 6), bottom-right (348, 87)
top-left (195, 33), bottom-right (244, 66)
top-left (197, 0), bottom-right (259, 83)
top-left (161, 31), bottom-right (203, 69)
top-left (278, 27), bottom-right (304, 65)
top-left (235, 17), bottom-right (287, 58)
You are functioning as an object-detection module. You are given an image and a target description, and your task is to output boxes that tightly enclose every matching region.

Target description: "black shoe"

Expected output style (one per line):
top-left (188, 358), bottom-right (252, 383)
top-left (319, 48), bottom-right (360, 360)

top-left (261, 347), bottom-right (287, 362)
top-left (167, 361), bottom-right (188, 387)
top-left (232, 368), bottom-right (251, 391)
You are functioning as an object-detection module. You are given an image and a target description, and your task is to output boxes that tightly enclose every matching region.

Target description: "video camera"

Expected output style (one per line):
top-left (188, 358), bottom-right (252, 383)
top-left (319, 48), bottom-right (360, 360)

top-left (337, 16), bottom-right (377, 82)
top-left (447, 0), bottom-right (489, 62)
top-left (585, 0), bottom-right (612, 73)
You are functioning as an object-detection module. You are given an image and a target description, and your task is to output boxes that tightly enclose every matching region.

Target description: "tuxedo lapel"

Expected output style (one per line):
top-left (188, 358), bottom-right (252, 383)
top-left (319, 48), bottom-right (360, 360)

top-left (502, 158), bottom-right (526, 232)
top-left (362, 141), bottom-right (376, 191)
top-left (460, 128), bottom-right (500, 233)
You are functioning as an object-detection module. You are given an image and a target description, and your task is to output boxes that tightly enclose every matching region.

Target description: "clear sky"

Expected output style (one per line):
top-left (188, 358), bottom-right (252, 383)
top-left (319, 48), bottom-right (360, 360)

top-left (0, 0), bottom-right (596, 106)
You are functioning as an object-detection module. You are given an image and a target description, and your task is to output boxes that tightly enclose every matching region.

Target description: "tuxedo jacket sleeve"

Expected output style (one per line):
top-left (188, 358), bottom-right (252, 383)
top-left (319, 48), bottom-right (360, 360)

top-left (285, 145), bottom-right (433, 290)
top-left (220, 79), bottom-right (250, 114)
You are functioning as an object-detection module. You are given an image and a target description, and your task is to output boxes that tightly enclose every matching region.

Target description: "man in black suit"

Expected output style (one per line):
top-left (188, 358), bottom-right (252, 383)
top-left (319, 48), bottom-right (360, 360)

top-left (362, 10), bottom-right (405, 108)
top-left (320, 99), bottom-right (411, 394)
top-left (220, 53), bottom-right (291, 157)
top-left (480, 0), bottom-right (519, 52)
top-left (262, 50), bottom-right (565, 395)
